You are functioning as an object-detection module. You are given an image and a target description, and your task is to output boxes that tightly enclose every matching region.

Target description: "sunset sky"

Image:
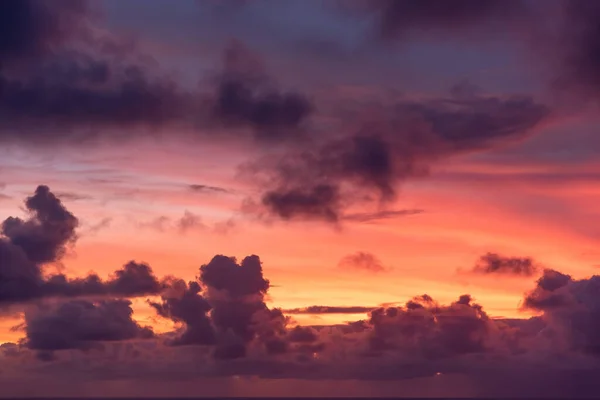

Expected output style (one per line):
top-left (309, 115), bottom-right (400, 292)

top-left (2, 0), bottom-right (600, 397)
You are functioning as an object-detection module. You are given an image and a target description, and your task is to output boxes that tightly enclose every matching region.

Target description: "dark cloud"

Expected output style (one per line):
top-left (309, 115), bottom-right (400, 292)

top-left (368, 294), bottom-right (492, 357)
top-left (42, 261), bottom-right (164, 299)
top-left (149, 279), bottom-right (216, 346)
top-left (522, 268), bottom-right (573, 311)
top-left (206, 41), bottom-right (313, 141)
top-left (522, 269), bottom-right (600, 355)
top-left (0, 0), bottom-right (88, 62)
top-left (0, 56), bottom-right (191, 140)
top-left (0, 186), bottom-right (164, 305)
top-left (472, 252), bottom-right (539, 276)
top-left (338, 251), bottom-right (388, 273)
top-left (2, 185), bottom-right (78, 264)
top-left (254, 91), bottom-right (549, 222)
top-left (0, 238), bottom-right (44, 303)
top-left (0, 1), bottom-right (191, 140)
top-left (286, 326), bottom-right (319, 343)
top-left (343, 0), bottom-right (528, 41)
top-left (200, 255), bottom-right (269, 299)
top-left (24, 299), bottom-right (153, 358)
top-left (555, 0), bottom-right (600, 99)
top-left (0, 4), bottom-right (314, 144)
top-left (152, 254), bottom-right (288, 359)
top-left (284, 305), bottom-right (376, 314)
top-left (8, 261), bottom-right (600, 392)
top-left (200, 255), bottom-right (288, 358)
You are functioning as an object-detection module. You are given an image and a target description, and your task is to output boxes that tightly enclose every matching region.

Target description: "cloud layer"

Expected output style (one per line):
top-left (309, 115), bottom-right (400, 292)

top-left (0, 187), bottom-right (599, 396)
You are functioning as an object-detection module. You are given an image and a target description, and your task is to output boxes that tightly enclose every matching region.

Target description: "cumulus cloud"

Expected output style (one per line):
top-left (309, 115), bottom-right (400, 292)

top-left (471, 252), bottom-right (539, 276)
top-left (521, 269), bottom-right (600, 355)
top-left (149, 279), bottom-right (215, 346)
top-left (24, 299), bottom-right (153, 359)
top-left (2, 185), bottom-right (78, 264)
top-left (4, 252), bottom-right (600, 398)
top-left (0, 186), bottom-right (164, 305)
top-left (150, 255), bottom-right (289, 359)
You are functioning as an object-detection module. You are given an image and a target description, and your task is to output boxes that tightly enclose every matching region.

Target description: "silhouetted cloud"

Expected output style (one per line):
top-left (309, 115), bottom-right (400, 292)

top-left (200, 254), bottom-right (270, 298)
top-left (0, 186), bottom-right (164, 305)
top-left (0, 5), bottom-right (311, 145)
top-left (200, 255), bottom-right (288, 358)
top-left (287, 326), bottom-right (318, 343)
top-left (253, 90), bottom-right (549, 222)
top-left (338, 251), bottom-right (388, 273)
top-left (24, 299), bottom-right (153, 359)
top-left (42, 261), bottom-right (164, 299)
top-left (472, 252), bottom-right (539, 276)
top-left (151, 254), bottom-right (288, 359)
top-left (149, 279), bottom-right (216, 346)
top-left (206, 41), bottom-right (313, 141)
top-left (284, 305), bottom-right (376, 314)
top-left (2, 185), bottom-right (78, 264)
top-left (522, 269), bottom-right (600, 355)
top-left (522, 268), bottom-right (573, 311)
top-left (367, 294), bottom-right (492, 357)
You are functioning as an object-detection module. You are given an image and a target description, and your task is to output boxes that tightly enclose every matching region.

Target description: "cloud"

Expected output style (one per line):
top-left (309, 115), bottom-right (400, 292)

top-left (343, 208), bottom-right (424, 223)
top-left (284, 306), bottom-right (376, 314)
top-left (522, 269), bottom-right (600, 355)
top-left (471, 252), bottom-right (539, 276)
top-left (0, 0), bottom-right (88, 62)
top-left (1, 185), bottom-right (78, 264)
top-left (0, 5), bottom-right (311, 145)
top-left (554, 0), bottom-right (600, 100)
top-left (85, 217), bottom-right (112, 235)
top-left (0, 186), bottom-right (164, 305)
top-left (24, 299), bottom-right (154, 359)
top-left (138, 212), bottom-right (231, 235)
top-left (188, 184), bottom-right (230, 194)
top-left (151, 254), bottom-right (288, 359)
top-left (338, 251), bottom-right (389, 273)
top-left (204, 41), bottom-right (313, 141)
top-left (343, 0), bottom-right (528, 41)
top-left (42, 261), bottom-right (164, 299)
top-left (252, 90), bottom-right (549, 222)
top-left (367, 294), bottom-right (493, 357)
top-left (53, 192), bottom-right (92, 202)
top-left (176, 211), bottom-right (207, 233)
top-left (149, 279), bottom-right (215, 346)
top-left (5, 253), bottom-right (600, 396)
top-left (199, 255), bottom-right (288, 358)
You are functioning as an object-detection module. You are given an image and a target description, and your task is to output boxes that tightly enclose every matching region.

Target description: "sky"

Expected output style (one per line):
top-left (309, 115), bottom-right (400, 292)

top-left (2, 0), bottom-right (600, 397)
